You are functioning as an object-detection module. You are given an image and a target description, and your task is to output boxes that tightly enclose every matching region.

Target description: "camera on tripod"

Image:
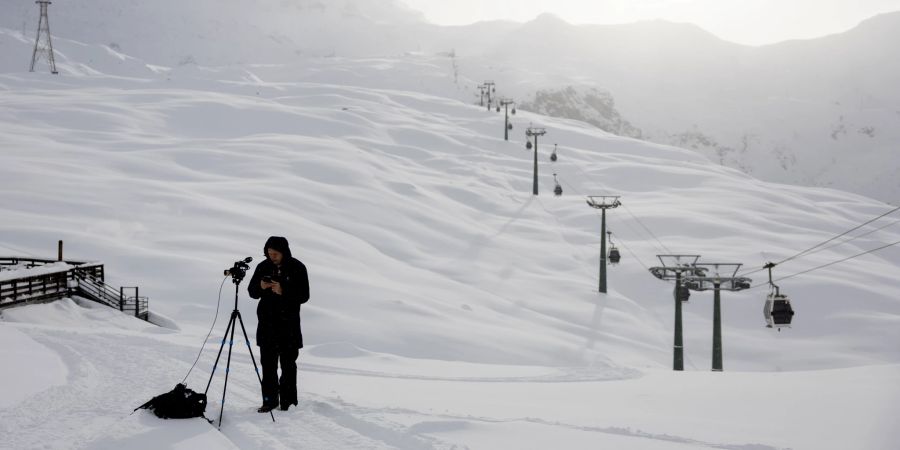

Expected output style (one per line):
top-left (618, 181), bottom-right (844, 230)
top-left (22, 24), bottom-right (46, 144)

top-left (205, 255), bottom-right (274, 427)
top-left (224, 257), bottom-right (253, 283)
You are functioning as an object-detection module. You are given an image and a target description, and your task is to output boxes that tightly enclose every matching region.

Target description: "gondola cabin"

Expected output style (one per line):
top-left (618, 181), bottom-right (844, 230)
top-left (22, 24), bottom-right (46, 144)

top-left (677, 283), bottom-right (691, 302)
top-left (764, 293), bottom-right (795, 330)
top-left (608, 247), bottom-right (621, 264)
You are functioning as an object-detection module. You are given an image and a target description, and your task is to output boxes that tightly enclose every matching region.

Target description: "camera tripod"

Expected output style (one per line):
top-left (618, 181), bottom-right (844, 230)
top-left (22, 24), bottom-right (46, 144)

top-left (205, 271), bottom-right (274, 428)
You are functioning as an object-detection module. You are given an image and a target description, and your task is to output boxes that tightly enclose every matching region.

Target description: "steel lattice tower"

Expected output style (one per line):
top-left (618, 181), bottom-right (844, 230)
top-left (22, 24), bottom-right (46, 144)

top-left (30, 1), bottom-right (58, 74)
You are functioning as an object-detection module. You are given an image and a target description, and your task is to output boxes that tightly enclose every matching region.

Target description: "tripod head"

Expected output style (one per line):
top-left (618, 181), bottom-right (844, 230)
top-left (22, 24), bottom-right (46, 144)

top-left (224, 257), bottom-right (253, 285)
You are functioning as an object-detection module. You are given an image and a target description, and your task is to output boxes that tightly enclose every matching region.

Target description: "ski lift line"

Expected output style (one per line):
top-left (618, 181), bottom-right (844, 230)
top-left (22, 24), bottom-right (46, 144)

top-left (534, 195), bottom-right (628, 280)
top-left (739, 204), bottom-right (900, 277)
top-left (773, 238), bottom-right (900, 283)
top-left (545, 151), bottom-right (670, 257)
top-left (562, 165), bottom-right (672, 253)
top-left (620, 202), bottom-right (673, 254)
top-left (781, 217), bottom-right (900, 263)
top-left (612, 233), bottom-right (653, 271)
top-left (182, 276), bottom-right (230, 385)
top-left (558, 173), bottom-right (668, 257)
top-left (770, 217), bottom-right (900, 270)
top-left (744, 238), bottom-right (900, 290)
top-left (552, 173), bottom-right (655, 269)
top-left (0, 243), bottom-right (42, 257)
top-left (568, 146), bottom-right (895, 270)
top-left (558, 176), bottom-right (583, 196)
top-left (619, 214), bottom-right (668, 257)
top-left (560, 155), bottom-right (675, 255)
top-left (565, 163), bottom-right (670, 255)
top-left (771, 204), bottom-right (899, 265)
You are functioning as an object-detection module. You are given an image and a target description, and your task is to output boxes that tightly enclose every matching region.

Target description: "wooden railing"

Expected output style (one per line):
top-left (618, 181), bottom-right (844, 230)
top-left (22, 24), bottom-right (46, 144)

top-left (0, 257), bottom-right (148, 320)
top-left (0, 269), bottom-right (71, 304)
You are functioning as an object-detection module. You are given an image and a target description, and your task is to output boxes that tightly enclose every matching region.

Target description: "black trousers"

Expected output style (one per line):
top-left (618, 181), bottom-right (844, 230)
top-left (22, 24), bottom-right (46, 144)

top-left (259, 345), bottom-right (299, 408)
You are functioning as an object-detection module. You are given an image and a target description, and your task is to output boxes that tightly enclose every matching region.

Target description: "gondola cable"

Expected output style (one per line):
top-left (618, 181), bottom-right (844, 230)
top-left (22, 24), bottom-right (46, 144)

top-left (745, 238), bottom-right (900, 290)
top-left (620, 202), bottom-right (673, 254)
top-left (181, 276), bottom-right (229, 384)
top-left (557, 175), bottom-right (655, 271)
top-left (810, 218), bottom-right (900, 256)
top-left (560, 162), bottom-right (672, 256)
top-left (739, 204), bottom-right (900, 277)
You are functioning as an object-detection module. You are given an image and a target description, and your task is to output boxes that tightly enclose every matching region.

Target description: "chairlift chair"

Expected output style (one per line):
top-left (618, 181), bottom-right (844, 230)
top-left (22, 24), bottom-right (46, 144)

top-left (511, 107), bottom-right (516, 115)
top-left (526, 140), bottom-right (532, 150)
top-left (507, 123), bottom-right (513, 130)
top-left (496, 106), bottom-right (501, 112)
top-left (550, 144), bottom-right (558, 162)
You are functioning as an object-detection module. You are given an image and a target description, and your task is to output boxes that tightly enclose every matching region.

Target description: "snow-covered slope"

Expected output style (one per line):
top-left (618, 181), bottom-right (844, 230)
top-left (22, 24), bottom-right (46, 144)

top-left (1, 16), bottom-right (899, 450)
top-left (3, 56), bottom-right (899, 370)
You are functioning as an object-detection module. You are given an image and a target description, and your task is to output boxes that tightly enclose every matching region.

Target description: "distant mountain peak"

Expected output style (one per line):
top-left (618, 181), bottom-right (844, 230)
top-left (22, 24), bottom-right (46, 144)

top-left (281, 0), bottom-right (426, 24)
top-left (848, 9), bottom-right (900, 35)
top-left (529, 12), bottom-right (570, 26)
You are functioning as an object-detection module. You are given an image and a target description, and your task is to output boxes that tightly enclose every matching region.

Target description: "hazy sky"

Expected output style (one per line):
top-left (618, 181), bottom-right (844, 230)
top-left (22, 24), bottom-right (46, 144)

top-left (399, 0), bottom-right (900, 45)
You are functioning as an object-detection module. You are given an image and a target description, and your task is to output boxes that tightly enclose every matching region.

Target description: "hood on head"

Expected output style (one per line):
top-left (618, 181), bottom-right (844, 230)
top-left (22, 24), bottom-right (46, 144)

top-left (264, 236), bottom-right (292, 259)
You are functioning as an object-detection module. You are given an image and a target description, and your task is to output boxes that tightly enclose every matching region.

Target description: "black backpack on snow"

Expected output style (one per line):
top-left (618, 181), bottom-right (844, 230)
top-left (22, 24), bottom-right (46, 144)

top-left (134, 383), bottom-right (208, 419)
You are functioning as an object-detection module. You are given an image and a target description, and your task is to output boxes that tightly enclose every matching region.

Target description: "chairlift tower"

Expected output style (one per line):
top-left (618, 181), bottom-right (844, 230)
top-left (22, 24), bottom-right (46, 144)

top-left (586, 196), bottom-right (622, 294)
top-left (525, 126), bottom-right (546, 195)
top-left (482, 80), bottom-right (496, 110)
top-left (649, 255), bottom-right (705, 371)
top-left (684, 263), bottom-right (752, 372)
top-left (499, 98), bottom-right (516, 141)
top-left (30, 1), bottom-right (58, 74)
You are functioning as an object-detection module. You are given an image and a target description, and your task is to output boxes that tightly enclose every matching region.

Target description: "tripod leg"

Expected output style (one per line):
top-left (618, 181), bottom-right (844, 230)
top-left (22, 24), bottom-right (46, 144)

top-left (236, 311), bottom-right (275, 422)
top-left (205, 311), bottom-right (236, 395)
top-left (217, 311), bottom-right (239, 428)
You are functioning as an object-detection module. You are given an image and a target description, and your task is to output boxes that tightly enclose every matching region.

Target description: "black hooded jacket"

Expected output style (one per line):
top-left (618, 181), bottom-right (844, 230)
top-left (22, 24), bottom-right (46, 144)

top-left (247, 236), bottom-right (310, 349)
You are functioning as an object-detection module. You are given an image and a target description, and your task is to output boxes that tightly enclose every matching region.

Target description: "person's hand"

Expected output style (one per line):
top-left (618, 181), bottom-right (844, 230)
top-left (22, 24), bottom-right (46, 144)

top-left (261, 280), bottom-right (273, 290)
top-left (271, 281), bottom-right (283, 295)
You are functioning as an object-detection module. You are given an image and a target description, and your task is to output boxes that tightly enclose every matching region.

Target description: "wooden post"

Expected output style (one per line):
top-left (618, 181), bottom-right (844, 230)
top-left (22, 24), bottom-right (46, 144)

top-left (58, 240), bottom-right (63, 262)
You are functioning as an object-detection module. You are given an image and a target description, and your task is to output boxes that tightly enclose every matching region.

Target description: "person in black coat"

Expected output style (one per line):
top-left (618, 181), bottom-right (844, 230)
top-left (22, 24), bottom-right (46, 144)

top-left (247, 236), bottom-right (309, 412)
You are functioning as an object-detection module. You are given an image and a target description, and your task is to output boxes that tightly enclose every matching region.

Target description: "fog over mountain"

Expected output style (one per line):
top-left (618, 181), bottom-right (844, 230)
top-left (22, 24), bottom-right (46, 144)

top-left (7, 0), bottom-right (900, 204)
top-left (453, 12), bottom-right (900, 204)
top-left (2, 1), bottom-right (897, 203)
